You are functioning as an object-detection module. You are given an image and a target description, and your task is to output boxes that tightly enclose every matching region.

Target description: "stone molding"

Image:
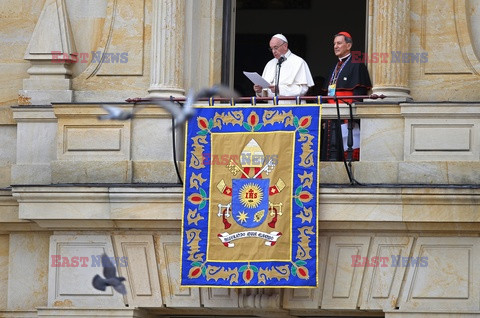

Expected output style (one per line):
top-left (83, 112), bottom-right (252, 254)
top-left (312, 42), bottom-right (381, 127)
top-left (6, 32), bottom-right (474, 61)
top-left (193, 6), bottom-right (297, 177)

top-left (20, 0), bottom-right (76, 104)
top-left (10, 185), bottom-right (480, 229)
top-left (37, 308), bottom-right (152, 317)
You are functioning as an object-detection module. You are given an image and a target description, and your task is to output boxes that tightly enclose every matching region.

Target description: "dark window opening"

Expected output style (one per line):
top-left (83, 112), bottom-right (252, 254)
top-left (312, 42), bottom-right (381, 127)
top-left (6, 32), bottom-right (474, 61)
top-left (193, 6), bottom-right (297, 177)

top-left (231, 0), bottom-right (367, 97)
top-left (224, 0), bottom-right (368, 162)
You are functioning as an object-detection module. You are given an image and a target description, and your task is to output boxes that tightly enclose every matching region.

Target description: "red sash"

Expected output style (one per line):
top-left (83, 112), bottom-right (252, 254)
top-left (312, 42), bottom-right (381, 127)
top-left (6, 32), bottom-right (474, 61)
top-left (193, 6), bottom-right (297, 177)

top-left (327, 90), bottom-right (354, 104)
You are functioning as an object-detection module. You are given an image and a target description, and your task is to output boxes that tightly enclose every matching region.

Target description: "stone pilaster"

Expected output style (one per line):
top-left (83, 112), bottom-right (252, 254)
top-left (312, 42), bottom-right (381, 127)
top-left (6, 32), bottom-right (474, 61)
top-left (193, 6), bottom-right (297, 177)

top-left (148, 0), bottom-right (186, 97)
top-left (7, 233), bottom-right (50, 311)
top-left (19, 0), bottom-right (76, 105)
top-left (370, 0), bottom-right (412, 101)
top-left (11, 107), bottom-right (57, 185)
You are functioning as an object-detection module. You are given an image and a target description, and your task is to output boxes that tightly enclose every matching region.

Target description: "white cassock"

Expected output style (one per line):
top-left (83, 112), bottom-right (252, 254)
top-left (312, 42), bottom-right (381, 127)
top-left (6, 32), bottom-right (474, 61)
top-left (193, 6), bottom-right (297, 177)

top-left (258, 50), bottom-right (314, 98)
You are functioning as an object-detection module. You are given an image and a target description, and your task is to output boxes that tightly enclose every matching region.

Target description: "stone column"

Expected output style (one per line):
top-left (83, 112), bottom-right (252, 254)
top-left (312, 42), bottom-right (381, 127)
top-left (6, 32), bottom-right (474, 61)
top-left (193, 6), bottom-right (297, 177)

top-left (370, 0), bottom-right (412, 101)
top-left (148, 0), bottom-right (186, 97)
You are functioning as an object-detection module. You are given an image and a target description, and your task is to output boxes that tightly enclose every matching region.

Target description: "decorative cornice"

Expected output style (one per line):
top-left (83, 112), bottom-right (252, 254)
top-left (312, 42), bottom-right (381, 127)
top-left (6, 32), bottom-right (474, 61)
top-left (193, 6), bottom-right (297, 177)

top-left (8, 185), bottom-right (480, 230)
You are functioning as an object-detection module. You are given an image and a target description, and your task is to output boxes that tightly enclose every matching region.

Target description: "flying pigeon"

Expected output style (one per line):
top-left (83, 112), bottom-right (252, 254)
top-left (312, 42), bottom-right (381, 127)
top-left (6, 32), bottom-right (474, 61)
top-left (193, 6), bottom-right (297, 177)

top-left (98, 104), bottom-right (134, 121)
top-left (194, 84), bottom-right (239, 100)
top-left (92, 253), bottom-right (127, 295)
top-left (97, 84), bottom-right (238, 126)
top-left (142, 84), bottom-right (239, 126)
top-left (149, 89), bottom-right (197, 126)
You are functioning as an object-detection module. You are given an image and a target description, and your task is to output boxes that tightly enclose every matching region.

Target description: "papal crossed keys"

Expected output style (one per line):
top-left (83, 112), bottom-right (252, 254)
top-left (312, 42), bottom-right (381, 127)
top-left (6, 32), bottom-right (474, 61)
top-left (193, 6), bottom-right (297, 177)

top-left (226, 159), bottom-right (249, 178)
top-left (226, 158), bottom-right (276, 179)
top-left (253, 159), bottom-right (276, 178)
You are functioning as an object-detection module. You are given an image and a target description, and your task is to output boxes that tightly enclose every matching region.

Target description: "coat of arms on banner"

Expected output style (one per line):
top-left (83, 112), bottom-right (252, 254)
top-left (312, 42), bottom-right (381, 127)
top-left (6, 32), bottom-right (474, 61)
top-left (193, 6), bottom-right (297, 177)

top-left (181, 105), bottom-right (321, 287)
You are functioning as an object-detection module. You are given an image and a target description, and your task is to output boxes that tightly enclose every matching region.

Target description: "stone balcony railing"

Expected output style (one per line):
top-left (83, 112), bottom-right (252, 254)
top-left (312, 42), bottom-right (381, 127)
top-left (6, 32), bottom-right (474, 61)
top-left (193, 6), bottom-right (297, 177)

top-left (10, 101), bottom-right (480, 186)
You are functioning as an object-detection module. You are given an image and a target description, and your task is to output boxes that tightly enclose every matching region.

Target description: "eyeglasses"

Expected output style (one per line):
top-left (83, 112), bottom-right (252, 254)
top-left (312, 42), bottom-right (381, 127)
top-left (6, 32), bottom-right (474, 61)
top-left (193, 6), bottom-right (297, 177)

top-left (268, 42), bottom-right (286, 52)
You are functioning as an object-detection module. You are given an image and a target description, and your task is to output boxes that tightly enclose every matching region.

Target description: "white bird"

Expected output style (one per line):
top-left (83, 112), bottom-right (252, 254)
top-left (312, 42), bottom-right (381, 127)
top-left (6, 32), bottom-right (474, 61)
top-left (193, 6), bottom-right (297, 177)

top-left (97, 85), bottom-right (238, 127)
top-left (98, 104), bottom-right (134, 121)
top-left (149, 89), bottom-right (196, 126)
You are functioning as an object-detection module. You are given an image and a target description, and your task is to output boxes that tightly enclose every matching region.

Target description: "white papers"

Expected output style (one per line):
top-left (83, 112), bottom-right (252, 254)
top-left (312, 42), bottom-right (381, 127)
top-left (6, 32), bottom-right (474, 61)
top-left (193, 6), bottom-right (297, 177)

top-left (243, 71), bottom-right (270, 88)
top-left (341, 122), bottom-right (360, 151)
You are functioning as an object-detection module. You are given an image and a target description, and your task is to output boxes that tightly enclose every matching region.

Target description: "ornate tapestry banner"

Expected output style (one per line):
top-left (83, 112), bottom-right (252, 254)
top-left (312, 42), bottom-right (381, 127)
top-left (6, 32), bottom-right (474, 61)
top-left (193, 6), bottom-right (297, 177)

top-left (181, 104), bottom-right (321, 287)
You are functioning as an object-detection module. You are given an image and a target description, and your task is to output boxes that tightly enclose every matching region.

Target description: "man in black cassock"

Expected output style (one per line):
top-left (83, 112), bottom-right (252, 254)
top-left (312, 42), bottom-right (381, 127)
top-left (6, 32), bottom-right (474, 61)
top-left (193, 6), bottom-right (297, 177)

top-left (321, 31), bottom-right (372, 161)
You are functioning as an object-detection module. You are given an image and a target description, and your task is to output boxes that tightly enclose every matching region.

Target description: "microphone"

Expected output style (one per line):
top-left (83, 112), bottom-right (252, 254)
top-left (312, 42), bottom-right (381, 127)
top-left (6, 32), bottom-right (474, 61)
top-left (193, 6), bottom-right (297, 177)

top-left (275, 56), bottom-right (286, 96)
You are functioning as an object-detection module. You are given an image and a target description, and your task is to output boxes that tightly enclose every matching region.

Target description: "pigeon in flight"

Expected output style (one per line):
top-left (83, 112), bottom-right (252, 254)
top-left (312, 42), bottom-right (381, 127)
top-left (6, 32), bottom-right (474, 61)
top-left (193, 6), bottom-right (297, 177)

top-left (193, 84), bottom-right (239, 100)
top-left (92, 253), bottom-right (127, 295)
top-left (98, 104), bottom-right (134, 121)
top-left (97, 84), bottom-right (238, 126)
top-left (154, 85), bottom-right (238, 125)
top-left (150, 89), bottom-right (197, 126)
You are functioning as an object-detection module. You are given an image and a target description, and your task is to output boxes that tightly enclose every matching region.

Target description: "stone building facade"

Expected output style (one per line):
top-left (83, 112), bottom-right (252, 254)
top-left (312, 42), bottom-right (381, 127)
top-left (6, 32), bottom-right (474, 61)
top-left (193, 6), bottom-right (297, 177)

top-left (1, 0), bottom-right (480, 317)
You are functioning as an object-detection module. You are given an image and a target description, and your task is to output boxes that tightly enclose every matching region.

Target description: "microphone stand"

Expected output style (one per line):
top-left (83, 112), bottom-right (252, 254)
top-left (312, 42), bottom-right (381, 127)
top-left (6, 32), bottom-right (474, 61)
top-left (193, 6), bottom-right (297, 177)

top-left (275, 57), bottom-right (284, 96)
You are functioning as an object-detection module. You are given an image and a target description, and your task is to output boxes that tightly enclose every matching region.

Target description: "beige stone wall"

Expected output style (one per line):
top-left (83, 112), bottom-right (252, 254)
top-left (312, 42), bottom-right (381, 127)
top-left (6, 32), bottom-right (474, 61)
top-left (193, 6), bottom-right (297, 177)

top-left (70, 0), bottom-right (153, 101)
top-left (0, 0), bottom-right (223, 106)
top-left (0, 1), bottom-right (44, 186)
top-left (0, 234), bottom-right (8, 310)
top-left (7, 233), bottom-right (50, 311)
top-left (0, 1), bottom-right (43, 109)
top-left (368, 0), bottom-right (480, 101)
top-left (409, 0), bottom-right (480, 101)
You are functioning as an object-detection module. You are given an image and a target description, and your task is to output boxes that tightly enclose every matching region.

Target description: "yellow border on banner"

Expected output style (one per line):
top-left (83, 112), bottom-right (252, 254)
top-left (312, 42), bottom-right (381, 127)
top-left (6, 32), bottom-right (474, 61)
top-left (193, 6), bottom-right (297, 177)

top-left (206, 130), bottom-right (295, 263)
top-left (316, 103), bottom-right (322, 288)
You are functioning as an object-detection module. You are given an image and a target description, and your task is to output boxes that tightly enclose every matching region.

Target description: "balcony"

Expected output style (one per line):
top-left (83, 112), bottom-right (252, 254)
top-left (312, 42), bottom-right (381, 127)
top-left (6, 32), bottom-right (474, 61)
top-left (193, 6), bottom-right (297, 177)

top-left (10, 100), bottom-right (480, 186)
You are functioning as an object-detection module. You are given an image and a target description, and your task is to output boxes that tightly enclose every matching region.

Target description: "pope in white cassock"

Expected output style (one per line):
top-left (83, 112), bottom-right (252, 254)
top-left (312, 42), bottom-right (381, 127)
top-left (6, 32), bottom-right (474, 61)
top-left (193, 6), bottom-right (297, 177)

top-left (253, 34), bottom-right (314, 98)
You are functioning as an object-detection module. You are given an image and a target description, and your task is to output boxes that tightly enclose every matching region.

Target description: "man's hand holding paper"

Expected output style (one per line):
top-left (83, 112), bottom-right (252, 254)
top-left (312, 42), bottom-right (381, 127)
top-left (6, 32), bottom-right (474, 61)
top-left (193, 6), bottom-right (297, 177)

top-left (243, 71), bottom-right (270, 88)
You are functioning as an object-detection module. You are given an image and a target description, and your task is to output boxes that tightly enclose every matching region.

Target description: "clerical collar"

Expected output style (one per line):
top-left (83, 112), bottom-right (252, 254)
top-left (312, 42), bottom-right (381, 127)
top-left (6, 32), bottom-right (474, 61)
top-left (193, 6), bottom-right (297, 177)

top-left (338, 53), bottom-right (351, 62)
top-left (278, 50), bottom-right (292, 60)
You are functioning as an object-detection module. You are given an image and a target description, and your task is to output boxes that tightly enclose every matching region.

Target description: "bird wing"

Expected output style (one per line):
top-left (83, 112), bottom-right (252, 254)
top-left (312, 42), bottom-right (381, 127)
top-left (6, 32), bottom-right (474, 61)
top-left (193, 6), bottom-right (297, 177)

top-left (172, 90), bottom-right (196, 125)
top-left (99, 85), bottom-right (237, 125)
top-left (112, 280), bottom-right (127, 295)
top-left (184, 89), bottom-right (196, 106)
top-left (101, 105), bottom-right (123, 117)
top-left (151, 100), bottom-right (183, 118)
top-left (101, 253), bottom-right (117, 279)
top-left (195, 84), bottom-right (239, 100)
top-left (92, 274), bottom-right (107, 291)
